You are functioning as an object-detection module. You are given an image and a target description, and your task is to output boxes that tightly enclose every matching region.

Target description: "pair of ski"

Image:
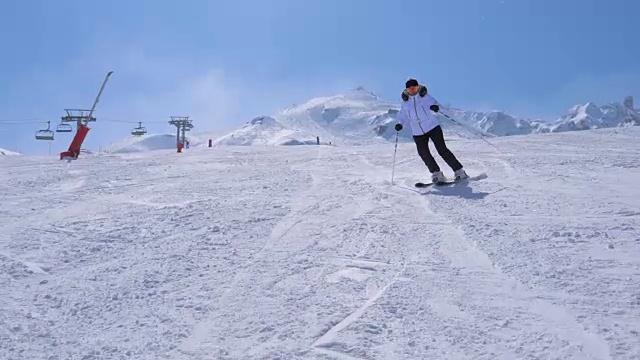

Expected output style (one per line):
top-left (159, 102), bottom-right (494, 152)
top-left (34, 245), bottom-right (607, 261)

top-left (415, 172), bottom-right (488, 188)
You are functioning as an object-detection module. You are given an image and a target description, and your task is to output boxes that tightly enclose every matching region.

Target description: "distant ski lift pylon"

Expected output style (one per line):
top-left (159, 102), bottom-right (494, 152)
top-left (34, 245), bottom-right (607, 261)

top-left (131, 122), bottom-right (147, 136)
top-left (56, 123), bottom-right (73, 133)
top-left (35, 121), bottom-right (55, 141)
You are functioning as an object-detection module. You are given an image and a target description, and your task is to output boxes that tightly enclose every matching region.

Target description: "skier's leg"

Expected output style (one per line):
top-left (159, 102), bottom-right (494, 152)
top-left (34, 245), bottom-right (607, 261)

top-left (413, 134), bottom-right (440, 173)
top-left (429, 125), bottom-right (463, 171)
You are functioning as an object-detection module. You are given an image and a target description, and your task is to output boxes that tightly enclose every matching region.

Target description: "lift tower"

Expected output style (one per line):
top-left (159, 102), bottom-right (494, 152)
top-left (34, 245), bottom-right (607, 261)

top-left (168, 116), bottom-right (194, 151)
top-left (60, 71), bottom-right (113, 160)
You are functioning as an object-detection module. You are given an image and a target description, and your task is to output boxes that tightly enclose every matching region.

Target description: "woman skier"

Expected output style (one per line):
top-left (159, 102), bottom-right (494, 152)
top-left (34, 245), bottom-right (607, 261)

top-left (394, 78), bottom-right (468, 183)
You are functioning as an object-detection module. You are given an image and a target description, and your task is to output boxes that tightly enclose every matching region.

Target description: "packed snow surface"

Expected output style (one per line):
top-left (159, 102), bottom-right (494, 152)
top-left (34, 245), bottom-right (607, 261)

top-left (1, 128), bottom-right (639, 359)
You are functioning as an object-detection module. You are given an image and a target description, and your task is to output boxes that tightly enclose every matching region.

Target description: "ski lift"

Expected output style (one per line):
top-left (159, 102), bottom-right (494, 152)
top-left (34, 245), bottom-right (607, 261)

top-left (35, 121), bottom-right (54, 141)
top-left (131, 122), bottom-right (147, 136)
top-left (56, 123), bottom-right (73, 133)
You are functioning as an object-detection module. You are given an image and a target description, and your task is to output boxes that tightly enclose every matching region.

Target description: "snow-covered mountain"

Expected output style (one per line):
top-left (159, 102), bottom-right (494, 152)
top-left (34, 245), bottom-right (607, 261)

top-left (213, 87), bottom-right (487, 147)
top-left (0, 147), bottom-right (21, 156)
top-left (214, 115), bottom-right (319, 146)
top-left (101, 92), bottom-right (638, 152)
top-left (448, 96), bottom-right (638, 137)
top-left (215, 88), bottom-right (639, 147)
top-left (549, 101), bottom-right (639, 132)
top-left (276, 87), bottom-right (401, 144)
top-left (446, 109), bottom-right (549, 136)
top-left (105, 134), bottom-right (180, 153)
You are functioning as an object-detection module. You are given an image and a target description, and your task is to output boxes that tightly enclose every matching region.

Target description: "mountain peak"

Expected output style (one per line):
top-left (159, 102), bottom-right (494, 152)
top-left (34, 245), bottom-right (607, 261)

top-left (346, 86), bottom-right (379, 100)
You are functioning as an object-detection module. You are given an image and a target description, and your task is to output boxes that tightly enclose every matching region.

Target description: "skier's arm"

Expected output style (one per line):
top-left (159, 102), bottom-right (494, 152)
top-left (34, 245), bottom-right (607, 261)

top-left (395, 105), bottom-right (408, 131)
top-left (424, 93), bottom-right (441, 112)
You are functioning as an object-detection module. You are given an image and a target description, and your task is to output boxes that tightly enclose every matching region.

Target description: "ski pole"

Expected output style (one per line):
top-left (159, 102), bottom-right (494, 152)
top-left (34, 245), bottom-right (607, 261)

top-left (438, 111), bottom-right (500, 150)
top-left (391, 130), bottom-right (399, 185)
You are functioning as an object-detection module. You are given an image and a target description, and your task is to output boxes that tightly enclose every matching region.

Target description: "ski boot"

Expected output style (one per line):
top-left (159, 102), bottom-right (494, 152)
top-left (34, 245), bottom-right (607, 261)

top-left (431, 171), bottom-right (446, 184)
top-left (454, 168), bottom-right (469, 181)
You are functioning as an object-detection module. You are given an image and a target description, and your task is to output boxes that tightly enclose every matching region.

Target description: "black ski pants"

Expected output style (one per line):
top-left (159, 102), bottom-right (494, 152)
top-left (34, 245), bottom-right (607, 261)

top-left (413, 125), bottom-right (463, 173)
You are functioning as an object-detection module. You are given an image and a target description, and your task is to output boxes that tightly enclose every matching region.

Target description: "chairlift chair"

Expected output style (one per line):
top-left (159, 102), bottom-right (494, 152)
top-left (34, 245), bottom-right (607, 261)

top-left (56, 123), bottom-right (73, 133)
top-left (35, 121), bottom-right (54, 141)
top-left (131, 122), bottom-right (147, 136)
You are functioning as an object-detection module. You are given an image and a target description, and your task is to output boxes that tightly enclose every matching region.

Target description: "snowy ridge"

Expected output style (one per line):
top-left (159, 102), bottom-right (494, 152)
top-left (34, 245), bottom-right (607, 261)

top-left (1, 128), bottom-right (638, 359)
top-left (0, 147), bottom-right (21, 156)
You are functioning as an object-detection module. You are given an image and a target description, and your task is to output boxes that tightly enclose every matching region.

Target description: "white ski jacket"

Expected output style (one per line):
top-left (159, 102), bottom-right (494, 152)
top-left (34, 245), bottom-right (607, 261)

top-left (397, 91), bottom-right (442, 136)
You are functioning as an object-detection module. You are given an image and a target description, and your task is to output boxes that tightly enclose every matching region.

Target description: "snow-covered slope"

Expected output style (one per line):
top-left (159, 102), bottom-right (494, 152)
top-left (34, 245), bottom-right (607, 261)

top-left (105, 134), bottom-right (179, 153)
top-left (214, 115), bottom-right (319, 146)
top-left (0, 147), bottom-right (21, 156)
top-left (1, 128), bottom-right (639, 359)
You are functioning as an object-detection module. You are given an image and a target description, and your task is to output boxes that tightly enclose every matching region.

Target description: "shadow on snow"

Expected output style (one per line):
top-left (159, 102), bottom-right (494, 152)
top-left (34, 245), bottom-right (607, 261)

top-left (424, 181), bottom-right (491, 200)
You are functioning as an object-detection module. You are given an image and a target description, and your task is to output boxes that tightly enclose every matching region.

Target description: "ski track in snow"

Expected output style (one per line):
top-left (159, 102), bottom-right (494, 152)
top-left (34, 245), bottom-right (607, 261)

top-left (0, 129), bottom-right (639, 359)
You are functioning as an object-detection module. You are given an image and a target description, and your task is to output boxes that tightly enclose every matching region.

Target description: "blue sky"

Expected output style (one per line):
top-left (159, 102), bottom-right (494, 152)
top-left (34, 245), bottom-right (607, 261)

top-left (1, 0), bottom-right (638, 154)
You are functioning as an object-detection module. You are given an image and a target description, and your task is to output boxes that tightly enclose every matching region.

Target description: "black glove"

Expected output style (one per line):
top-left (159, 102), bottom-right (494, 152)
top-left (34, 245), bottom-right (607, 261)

top-left (394, 123), bottom-right (403, 131)
top-left (429, 104), bottom-right (439, 112)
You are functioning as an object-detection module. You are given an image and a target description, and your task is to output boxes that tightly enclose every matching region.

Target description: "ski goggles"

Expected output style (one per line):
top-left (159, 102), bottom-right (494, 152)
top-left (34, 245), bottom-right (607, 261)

top-left (406, 85), bottom-right (419, 92)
